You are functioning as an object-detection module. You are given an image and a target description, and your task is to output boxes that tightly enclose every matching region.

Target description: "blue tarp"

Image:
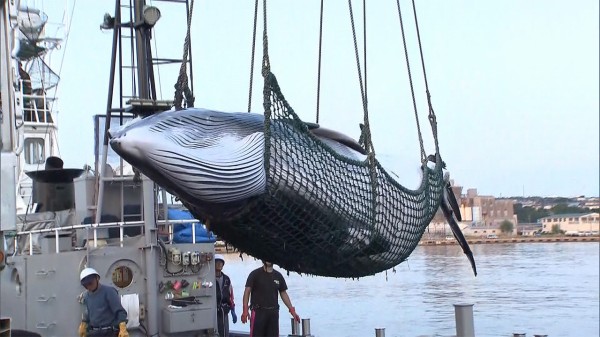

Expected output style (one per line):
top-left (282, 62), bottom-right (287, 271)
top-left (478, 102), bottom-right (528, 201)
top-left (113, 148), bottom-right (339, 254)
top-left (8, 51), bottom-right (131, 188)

top-left (167, 208), bottom-right (216, 243)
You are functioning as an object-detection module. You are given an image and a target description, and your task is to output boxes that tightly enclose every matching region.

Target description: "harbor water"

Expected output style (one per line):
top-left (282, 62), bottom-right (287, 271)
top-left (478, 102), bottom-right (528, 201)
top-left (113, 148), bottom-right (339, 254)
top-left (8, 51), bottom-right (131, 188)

top-left (221, 242), bottom-right (599, 337)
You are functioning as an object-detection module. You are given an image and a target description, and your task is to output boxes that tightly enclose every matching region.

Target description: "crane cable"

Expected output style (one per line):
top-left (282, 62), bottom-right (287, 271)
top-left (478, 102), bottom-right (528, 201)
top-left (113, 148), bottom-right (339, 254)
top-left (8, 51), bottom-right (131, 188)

top-left (395, 0), bottom-right (426, 161)
top-left (315, 0), bottom-right (324, 123)
top-left (247, 0), bottom-right (260, 112)
top-left (173, 0), bottom-right (195, 110)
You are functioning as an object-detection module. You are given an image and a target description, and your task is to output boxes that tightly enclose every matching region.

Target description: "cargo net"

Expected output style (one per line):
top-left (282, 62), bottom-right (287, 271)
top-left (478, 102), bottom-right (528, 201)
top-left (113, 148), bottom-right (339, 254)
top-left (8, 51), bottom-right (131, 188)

top-left (214, 73), bottom-right (446, 278)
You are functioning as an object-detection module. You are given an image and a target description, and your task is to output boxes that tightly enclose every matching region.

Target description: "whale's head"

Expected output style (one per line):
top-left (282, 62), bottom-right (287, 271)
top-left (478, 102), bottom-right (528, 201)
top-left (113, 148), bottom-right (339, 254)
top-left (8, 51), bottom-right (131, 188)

top-left (109, 108), bottom-right (266, 203)
top-left (109, 113), bottom-right (162, 167)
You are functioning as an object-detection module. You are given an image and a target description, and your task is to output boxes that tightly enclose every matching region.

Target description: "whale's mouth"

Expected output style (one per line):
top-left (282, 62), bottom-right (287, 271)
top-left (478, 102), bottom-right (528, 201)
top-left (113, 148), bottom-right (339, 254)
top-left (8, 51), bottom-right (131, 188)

top-left (107, 128), bottom-right (120, 140)
top-left (108, 125), bottom-right (147, 165)
top-left (108, 117), bottom-right (138, 139)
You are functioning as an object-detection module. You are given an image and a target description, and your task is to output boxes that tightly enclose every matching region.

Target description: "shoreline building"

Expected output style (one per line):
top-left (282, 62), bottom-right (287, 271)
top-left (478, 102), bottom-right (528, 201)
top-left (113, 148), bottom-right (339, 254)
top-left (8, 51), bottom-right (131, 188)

top-left (428, 182), bottom-right (517, 237)
top-left (538, 212), bottom-right (599, 235)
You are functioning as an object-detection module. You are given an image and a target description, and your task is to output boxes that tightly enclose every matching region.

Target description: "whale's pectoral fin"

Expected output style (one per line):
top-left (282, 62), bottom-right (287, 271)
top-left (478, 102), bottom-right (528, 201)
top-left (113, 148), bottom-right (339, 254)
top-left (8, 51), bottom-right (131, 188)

top-left (304, 121), bottom-right (320, 130)
top-left (310, 126), bottom-right (367, 155)
top-left (445, 182), bottom-right (462, 222)
top-left (441, 187), bottom-right (477, 276)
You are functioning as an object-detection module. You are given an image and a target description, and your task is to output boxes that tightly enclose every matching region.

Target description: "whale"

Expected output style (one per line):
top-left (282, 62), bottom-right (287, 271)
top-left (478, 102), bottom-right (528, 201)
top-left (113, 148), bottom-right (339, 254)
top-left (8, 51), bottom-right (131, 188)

top-left (109, 108), bottom-right (476, 277)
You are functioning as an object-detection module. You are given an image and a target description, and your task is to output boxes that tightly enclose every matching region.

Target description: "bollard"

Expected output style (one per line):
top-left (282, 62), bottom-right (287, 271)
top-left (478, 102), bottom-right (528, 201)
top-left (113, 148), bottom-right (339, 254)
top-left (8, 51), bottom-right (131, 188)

top-left (301, 318), bottom-right (314, 336)
top-left (375, 328), bottom-right (385, 337)
top-left (513, 334), bottom-right (526, 337)
top-left (287, 318), bottom-right (302, 337)
top-left (289, 318), bottom-right (300, 336)
top-left (454, 303), bottom-right (475, 337)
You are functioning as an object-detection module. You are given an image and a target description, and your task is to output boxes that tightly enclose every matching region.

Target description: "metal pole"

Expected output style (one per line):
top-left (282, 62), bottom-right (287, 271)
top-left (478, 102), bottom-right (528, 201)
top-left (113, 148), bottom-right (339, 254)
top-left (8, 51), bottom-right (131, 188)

top-left (192, 222), bottom-right (196, 244)
top-left (95, 0), bottom-right (122, 225)
top-left (119, 224), bottom-right (124, 247)
top-left (162, 188), bottom-right (168, 241)
top-left (0, 1), bottom-right (16, 152)
top-left (454, 303), bottom-right (475, 337)
top-left (55, 228), bottom-right (59, 253)
top-left (142, 177), bottom-right (159, 335)
top-left (134, 0), bottom-right (149, 99)
top-left (93, 227), bottom-right (97, 248)
top-left (375, 328), bottom-right (385, 337)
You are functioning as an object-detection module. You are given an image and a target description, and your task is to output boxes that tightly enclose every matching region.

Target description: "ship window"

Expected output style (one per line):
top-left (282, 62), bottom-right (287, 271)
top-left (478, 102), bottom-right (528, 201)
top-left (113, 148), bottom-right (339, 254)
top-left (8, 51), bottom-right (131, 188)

top-left (112, 265), bottom-right (133, 288)
top-left (24, 138), bottom-right (45, 164)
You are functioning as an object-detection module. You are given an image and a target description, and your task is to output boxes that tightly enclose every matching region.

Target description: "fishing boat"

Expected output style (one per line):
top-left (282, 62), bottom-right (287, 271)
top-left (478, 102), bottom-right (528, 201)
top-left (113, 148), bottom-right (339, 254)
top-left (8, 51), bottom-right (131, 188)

top-left (1, 1), bottom-right (222, 336)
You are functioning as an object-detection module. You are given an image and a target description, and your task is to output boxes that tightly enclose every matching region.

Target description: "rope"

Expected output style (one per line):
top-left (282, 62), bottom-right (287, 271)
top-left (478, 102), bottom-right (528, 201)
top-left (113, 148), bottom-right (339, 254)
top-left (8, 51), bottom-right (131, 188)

top-left (247, 0), bottom-right (259, 112)
top-left (152, 20), bottom-right (163, 100)
top-left (395, 0), bottom-right (426, 161)
top-left (348, 0), bottom-right (378, 229)
top-left (261, 0), bottom-right (272, 176)
top-left (261, 0), bottom-right (271, 79)
top-left (173, 0), bottom-right (195, 110)
top-left (363, 0), bottom-right (367, 110)
top-left (347, 0), bottom-right (373, 156)
top-left (411, 0), bottom-right (439, 155)
top-left (315, 0), bottom-right (324, 123)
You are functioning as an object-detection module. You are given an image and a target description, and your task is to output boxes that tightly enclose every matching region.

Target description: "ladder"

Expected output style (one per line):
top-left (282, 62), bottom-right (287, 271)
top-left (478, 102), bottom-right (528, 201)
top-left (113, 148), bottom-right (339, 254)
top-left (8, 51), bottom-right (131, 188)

top-left (94, 0), bottom-right (194, 225)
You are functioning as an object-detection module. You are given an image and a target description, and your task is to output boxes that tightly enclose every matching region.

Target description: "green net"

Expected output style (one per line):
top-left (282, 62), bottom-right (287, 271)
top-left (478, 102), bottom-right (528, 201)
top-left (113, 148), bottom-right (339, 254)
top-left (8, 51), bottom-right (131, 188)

top-left (205, 72), bottom-right (446, 278)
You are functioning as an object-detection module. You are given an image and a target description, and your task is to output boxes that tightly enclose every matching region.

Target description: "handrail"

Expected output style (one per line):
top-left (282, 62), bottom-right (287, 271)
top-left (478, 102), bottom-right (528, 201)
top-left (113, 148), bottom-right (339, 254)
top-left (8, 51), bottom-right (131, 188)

top-left (16, 219), bottom-right (201, 236)
top-left (19, 79), bottom-right (55, 124)
top-left (35, 322), bottom-right (57, 329)
top-left (36, 295), bottom-right (56, 302)
top-left (14, 219), bottom-right (204, 255)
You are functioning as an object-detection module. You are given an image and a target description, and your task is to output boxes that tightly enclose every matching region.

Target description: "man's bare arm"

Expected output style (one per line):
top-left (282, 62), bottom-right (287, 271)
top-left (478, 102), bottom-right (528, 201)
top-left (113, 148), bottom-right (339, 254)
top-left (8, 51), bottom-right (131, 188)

top-left (243, 287), bottom-right (251, 310)
top-left (279, 290), bottom-right (294, 311)
top-left (241, 286), bottom-right (252, 324)
top-left (280, 290), bottom-right (300, 322)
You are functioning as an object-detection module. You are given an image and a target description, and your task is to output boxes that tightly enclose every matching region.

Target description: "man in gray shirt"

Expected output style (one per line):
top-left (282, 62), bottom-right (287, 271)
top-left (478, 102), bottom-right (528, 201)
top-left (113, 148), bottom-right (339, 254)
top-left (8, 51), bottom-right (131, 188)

top-left (79, 267), bottom-right (129, 337)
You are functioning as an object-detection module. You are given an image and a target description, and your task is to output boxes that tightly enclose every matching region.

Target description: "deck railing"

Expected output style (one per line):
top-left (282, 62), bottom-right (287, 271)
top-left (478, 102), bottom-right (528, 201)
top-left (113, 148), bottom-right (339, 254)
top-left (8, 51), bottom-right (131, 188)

top-left (13, 219), bottom-right (204, 255)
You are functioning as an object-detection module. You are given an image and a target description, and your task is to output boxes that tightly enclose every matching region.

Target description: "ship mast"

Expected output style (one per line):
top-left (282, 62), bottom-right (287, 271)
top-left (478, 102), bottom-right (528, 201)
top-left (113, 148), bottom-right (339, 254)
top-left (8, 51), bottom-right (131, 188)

top-left (94, 1), bottom-right (193, 335)
top-left (95, 0), bottom-right (186, 225)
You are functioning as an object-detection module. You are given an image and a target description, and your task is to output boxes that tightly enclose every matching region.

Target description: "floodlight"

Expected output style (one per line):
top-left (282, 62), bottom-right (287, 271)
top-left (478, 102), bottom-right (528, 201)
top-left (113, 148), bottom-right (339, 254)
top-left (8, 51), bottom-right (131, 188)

top-left (100, 13), bottom-right (115, 30)
top-left (143, 6), bottom-right (161, 27)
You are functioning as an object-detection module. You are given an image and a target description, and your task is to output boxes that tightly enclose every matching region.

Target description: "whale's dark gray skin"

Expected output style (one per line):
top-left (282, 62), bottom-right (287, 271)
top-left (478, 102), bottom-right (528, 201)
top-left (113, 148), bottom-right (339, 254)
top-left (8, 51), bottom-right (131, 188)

top-left (109, 108), bottom-right (476, 277)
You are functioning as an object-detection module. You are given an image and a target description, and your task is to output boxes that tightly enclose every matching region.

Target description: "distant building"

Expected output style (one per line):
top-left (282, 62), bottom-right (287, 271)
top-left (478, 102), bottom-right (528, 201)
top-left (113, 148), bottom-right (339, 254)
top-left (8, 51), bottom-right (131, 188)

top-left (511, 196), bottom-right (599, 211)
top-left (460, 225), bottom-right (500, 237)
top-left (580, 197), bottom-right (599, 209)
top-left (538, 212), bottom-right (599, 234)
top-left (428, 182), bottom-right (517, 237)
top-left (459, 188), bottom-right (517, 227)
top-left (516, 223), bottom-right (543, 236)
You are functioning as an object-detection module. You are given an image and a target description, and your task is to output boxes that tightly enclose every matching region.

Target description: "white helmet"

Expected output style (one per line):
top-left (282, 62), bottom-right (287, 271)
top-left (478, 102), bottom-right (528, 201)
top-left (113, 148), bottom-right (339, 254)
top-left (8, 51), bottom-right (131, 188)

top-left (80, 267), bottom-right (99, 281)
top-left (214, 254), bottom-right (225, 264)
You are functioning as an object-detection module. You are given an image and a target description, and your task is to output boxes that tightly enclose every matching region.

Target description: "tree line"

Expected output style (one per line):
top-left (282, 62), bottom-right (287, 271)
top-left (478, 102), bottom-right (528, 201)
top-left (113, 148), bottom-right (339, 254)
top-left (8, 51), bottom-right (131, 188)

top-left (514, 203), bottom-right (599, 223)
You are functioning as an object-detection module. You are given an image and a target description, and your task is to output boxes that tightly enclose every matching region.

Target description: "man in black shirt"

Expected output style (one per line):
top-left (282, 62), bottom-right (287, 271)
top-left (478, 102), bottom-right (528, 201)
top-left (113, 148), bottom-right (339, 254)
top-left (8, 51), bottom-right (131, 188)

top-left (241, 261), bottom-right (300, 337)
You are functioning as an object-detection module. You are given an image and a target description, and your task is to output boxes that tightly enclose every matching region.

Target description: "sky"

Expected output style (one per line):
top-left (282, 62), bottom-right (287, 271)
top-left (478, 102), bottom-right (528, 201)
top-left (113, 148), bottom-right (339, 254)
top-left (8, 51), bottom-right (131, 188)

top-left (34, 0), bottom-right (599, 198)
